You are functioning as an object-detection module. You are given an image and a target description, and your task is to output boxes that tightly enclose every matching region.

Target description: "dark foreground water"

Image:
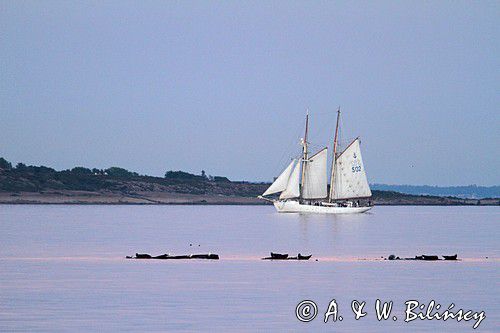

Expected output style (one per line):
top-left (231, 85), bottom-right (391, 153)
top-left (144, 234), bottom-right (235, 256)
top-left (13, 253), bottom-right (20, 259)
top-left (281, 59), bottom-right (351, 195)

top-left (0, 205), bottom-right (498, 332)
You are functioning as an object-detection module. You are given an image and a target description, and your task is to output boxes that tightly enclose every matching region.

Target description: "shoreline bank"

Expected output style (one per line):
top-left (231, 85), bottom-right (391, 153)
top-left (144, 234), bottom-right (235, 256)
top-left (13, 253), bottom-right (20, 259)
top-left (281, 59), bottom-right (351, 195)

top-left (1, 191), bottom-right (498, 206)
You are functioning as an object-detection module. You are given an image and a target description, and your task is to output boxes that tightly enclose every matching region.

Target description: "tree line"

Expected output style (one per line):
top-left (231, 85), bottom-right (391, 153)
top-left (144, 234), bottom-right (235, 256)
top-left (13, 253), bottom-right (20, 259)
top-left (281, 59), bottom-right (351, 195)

top-left (0, 157), bottom-right (229, 183)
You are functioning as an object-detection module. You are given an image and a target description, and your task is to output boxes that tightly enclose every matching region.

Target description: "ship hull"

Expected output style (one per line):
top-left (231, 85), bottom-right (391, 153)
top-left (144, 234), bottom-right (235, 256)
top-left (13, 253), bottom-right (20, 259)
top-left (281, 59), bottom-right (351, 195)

top-left (273, 200), bottom-right (372, 214)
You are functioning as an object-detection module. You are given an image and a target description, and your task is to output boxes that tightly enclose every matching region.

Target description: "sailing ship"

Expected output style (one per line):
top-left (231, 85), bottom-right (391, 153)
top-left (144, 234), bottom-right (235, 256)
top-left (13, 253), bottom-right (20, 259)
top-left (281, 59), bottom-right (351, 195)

top-left (258, 109), bottom-right (372, 214)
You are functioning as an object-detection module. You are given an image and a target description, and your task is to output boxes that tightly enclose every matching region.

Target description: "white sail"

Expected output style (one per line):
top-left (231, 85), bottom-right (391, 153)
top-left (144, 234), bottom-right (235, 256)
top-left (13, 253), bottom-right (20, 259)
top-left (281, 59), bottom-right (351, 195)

top-left (332, 138), bottom-right (372, 200)
top-left (302, 148), bottom-right (328, 199)
top-left (279, 159), bottom-right (301, 199)
top-left (262, 160), bottom-right (296, 196)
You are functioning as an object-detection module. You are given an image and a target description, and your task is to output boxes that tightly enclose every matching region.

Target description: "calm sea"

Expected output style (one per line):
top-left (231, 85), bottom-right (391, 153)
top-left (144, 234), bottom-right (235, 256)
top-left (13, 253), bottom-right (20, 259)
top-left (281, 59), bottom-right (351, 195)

top-left (0, 205), bottom-right (498, 332)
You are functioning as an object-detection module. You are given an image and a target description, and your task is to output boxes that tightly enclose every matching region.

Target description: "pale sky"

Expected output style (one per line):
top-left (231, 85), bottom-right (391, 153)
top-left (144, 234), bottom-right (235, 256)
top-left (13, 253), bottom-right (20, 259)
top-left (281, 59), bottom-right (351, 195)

top-left (1, 1), bottom-right (499, 185)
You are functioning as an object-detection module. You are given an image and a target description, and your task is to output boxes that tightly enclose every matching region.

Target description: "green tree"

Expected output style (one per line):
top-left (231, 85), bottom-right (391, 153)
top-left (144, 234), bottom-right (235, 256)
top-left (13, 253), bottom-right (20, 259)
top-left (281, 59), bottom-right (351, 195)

top-left (15, 163), bottom-right (27, 172)
top-left (165, 170), bottom-right (202, 180)
top-left (91, 168), bottom-right (102, 175)
top-left (71, 167), bottom-right (93, 175)
top-left (0, 157), bottom-right (12, 170)
top-left (105, 167), bottom-right (138, 178)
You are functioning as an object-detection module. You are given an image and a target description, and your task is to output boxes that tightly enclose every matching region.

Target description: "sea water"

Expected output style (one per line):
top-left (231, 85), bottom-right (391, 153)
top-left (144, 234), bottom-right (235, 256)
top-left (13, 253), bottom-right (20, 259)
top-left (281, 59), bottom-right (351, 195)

top-left (0, 205), bottom-right (498, 331)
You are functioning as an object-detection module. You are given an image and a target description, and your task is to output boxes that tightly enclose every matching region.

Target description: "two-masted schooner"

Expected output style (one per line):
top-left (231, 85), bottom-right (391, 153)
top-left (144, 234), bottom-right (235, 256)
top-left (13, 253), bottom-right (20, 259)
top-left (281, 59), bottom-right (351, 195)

top-left (258, 109), bottom-right (372, 214)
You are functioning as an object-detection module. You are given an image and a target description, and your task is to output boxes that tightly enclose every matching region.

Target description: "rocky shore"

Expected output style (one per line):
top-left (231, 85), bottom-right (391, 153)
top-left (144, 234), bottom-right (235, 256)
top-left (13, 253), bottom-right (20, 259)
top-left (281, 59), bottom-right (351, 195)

top-left (0, 160), bottom-right (497, 205)
top-left (0, 190), bottom-right (498, 205)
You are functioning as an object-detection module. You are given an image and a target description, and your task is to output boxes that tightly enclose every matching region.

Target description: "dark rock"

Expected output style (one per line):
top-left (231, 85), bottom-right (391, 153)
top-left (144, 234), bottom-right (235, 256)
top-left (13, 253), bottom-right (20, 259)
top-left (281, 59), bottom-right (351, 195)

top-left (442, 254), bottom-right (458, 260)
top-left (421, 255), bottom-right (439, 261)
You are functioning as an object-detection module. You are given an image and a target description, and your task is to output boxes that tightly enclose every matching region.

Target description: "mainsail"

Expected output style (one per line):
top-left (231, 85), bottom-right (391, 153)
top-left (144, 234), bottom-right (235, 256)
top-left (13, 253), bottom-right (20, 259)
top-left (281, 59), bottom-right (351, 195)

top-left (279, 160), bottom-right (301, 199)
top-left (331, 138), bottom-right (371, 200)
top-left (262, 159), bottom-right (296, 196)
top-left (259, 109), bottom-right (373, 213)
top-left (302, 148), bottom-right (328, 199)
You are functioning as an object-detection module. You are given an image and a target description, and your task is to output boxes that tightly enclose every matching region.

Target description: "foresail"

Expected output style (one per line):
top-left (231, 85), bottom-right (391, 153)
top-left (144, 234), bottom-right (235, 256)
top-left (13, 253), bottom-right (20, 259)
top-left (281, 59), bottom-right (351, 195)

top-left (279, 160), bottom-right (301, 199)
top-left (262, 160), bottom-right (296, 196)
top-left (302, 148), bottom-right (328, 199)
top-left (332, 138), bottom-right (372, 200)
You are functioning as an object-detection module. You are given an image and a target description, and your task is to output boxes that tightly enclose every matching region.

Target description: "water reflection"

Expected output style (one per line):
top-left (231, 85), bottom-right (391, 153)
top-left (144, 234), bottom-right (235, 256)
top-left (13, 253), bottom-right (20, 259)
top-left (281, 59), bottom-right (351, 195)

top-left (0, 205), bottom-right (498, 332)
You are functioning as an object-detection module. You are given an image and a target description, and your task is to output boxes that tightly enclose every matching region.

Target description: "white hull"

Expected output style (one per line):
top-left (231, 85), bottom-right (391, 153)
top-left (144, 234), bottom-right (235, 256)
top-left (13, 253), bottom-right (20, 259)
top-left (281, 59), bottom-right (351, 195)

top-left (273, 200), bottom-right (372, 214)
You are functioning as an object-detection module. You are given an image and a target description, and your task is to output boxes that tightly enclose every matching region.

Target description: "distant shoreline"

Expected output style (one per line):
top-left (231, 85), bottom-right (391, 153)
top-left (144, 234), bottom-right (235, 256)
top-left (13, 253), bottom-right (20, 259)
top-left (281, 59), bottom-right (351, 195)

top-left (0, 191), bottom-right (498, 206)
top-left (1, 161), bottom-right (498, 206)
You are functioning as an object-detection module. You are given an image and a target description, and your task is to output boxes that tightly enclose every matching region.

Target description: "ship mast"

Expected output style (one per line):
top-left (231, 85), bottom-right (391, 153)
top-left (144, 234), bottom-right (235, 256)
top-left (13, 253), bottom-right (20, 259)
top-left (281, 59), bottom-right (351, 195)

top-left (329, 108), bottom-right (341, 202)
top-left (300, 111), bottom-right (309, 199)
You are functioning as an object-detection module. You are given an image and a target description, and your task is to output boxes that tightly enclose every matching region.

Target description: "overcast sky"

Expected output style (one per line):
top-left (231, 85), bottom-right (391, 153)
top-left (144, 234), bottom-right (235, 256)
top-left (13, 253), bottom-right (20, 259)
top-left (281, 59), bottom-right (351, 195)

top-left (1, 1), bottom-right (499, 185)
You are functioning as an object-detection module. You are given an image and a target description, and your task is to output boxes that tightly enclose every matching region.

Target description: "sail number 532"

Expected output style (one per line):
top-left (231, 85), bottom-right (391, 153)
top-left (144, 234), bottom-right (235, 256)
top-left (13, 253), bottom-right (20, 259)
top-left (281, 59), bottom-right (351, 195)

top-left (352, 166), bottom-right (362, 173)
